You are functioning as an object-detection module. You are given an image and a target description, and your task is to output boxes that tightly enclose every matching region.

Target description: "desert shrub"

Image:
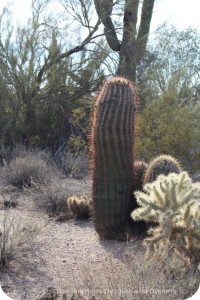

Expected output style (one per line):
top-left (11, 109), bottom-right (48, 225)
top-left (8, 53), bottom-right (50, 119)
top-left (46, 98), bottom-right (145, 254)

top-left (131, 172), bottom-right (200, 270)
top-left (0, 153), bottom-right (59, 189)
top-left (137, 93), bottom-right (200, 171)
top-left (27, 181), bottom-right (69, 219)
top-left (0, 212), bottom-right (39, 268)
top-left (59, 150), bottom-right (89, 179)
top-left (68, 135), bottom-right (89, 154)
top-left (0, 186), bottom-right (19, 208)
top-left (0, 145), bottom-right (54, 166)
top-left (67, 195), bottom-right (90, 219)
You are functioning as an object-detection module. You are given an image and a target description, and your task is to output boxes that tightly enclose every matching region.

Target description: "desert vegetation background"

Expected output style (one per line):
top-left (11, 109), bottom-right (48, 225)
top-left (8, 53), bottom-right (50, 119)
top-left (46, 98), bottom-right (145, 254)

top-left (0, 0), bottom-right (200, 299)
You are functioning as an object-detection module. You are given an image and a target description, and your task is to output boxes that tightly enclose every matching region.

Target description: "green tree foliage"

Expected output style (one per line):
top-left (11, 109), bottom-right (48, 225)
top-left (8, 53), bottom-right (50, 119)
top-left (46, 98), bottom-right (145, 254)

top-left (137, 93), bottom-right (200, 171)
top-left (138, 25), bottom-right (200, 106)
top-left (136, 26), bottom-right (200, 172)
top-left (1, 1), bottom-right (200, 174)
top-left (0, 1), bottom-right (107, 152)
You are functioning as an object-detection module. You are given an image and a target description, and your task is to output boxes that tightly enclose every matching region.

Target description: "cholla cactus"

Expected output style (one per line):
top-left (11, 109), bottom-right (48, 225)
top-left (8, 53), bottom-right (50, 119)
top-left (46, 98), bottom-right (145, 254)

top-left (67, 195), bottom-right (90, 219)
top-left (131, 172), bottom-right (200, 268)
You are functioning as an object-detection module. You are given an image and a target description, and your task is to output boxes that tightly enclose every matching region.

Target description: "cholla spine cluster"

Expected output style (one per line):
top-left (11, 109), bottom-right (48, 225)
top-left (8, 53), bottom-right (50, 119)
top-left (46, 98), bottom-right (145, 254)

top-left (131, 172), bottom-right (200, 267)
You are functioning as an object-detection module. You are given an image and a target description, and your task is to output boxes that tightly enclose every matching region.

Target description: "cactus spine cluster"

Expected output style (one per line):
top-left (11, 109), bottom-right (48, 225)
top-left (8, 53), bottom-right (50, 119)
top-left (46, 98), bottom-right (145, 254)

top-left (131, 172), bottom-right (200, 268)
top-left (67, 195), bottom-right (90, 219)
top-left (91, 77), bottom-right (139, 240)
top-left (144, 154), bottom-right (182, 184)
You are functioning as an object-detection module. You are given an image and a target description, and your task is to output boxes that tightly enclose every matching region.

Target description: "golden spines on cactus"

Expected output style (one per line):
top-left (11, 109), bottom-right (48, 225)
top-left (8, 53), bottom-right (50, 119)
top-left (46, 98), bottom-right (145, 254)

top-left (131, 172), bottom-right (200, 268)
top-left (67, 195), bottom-right (90, 219)
top-left (144, 154), bottom-right (182, 184)
top-left (91, 76), bottom-right (139, 240)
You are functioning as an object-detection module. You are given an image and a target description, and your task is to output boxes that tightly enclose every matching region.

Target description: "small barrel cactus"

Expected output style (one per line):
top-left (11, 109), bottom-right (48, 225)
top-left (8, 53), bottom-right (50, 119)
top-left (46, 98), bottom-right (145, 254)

top-left (144, 154), bottom-right (182, 184)
top-left (67, 195), bottom-right (90, 219)
top-left (91, 76), bottom-right (139, 240)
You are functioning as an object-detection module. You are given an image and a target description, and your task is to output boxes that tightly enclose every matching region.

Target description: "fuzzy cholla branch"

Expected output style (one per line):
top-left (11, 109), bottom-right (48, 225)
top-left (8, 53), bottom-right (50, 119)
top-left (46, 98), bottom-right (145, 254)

top-left (131, 172), bottom-right (200, 269)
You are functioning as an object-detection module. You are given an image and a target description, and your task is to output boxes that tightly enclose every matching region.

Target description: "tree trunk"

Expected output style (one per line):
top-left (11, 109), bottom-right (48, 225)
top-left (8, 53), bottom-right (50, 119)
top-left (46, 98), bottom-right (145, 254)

top-left (116, 0), bottom-right (139, 81)
top-left (94, 0), bottom-right (155, 81)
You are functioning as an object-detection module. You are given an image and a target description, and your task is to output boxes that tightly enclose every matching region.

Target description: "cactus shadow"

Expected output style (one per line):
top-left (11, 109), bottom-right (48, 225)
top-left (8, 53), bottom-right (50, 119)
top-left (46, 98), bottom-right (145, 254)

top-left (73, 219), bottom-right (93, 228)
top-left (98, 235), bottom-right (146, 268)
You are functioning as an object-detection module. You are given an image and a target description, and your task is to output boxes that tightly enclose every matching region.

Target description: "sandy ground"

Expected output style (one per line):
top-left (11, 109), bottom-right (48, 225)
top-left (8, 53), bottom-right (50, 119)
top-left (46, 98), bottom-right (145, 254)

top-left (0, 179), bottom-right (145, 300)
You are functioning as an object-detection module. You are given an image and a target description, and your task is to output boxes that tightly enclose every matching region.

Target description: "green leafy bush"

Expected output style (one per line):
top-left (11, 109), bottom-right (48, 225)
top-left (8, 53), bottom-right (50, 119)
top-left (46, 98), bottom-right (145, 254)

top-left (131, 172), bottom-right (200, 269)
top-left (137, 93), bottom-right (200, 171)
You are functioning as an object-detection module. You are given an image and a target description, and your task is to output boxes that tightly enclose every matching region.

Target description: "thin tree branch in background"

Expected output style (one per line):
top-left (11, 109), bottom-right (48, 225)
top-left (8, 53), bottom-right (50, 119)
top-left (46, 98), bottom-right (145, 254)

top-left (37, 19), bottom-right (101, 84)
top-left (80, 0), bottom-right (91, 31)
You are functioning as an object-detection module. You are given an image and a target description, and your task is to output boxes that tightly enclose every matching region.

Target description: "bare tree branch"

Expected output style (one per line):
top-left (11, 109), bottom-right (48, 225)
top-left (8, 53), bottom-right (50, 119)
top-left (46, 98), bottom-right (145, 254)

top-left (37, 19), bottom-right (101, 84)
top-left (93, 0), bottom-right (155, 81)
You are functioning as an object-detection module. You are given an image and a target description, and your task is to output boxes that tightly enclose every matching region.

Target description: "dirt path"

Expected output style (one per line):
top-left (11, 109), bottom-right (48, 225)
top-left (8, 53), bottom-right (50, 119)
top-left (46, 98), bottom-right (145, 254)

top-left (0, 180), bottom-right (144, 300)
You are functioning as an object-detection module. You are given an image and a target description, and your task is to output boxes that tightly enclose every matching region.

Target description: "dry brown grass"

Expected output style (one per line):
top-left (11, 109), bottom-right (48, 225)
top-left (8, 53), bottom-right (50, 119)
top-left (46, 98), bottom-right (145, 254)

top-left (75, 245), bottom-right (199, 300)
top-left (0, 155), bottom-right (58, 189)
top-left (25, 180), bottom-right (70, 220)
top-left (0, 148), bottom-right (199, 300)
top-left (58, 150), bottom-right (89, 179)
top-left (0, 212), bottom-right (42, 268)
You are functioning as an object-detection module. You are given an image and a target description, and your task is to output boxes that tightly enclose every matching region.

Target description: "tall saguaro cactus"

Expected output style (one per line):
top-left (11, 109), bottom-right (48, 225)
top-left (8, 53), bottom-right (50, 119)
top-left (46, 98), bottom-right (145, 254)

top-left (91, 77), bottom-right (139, 240)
